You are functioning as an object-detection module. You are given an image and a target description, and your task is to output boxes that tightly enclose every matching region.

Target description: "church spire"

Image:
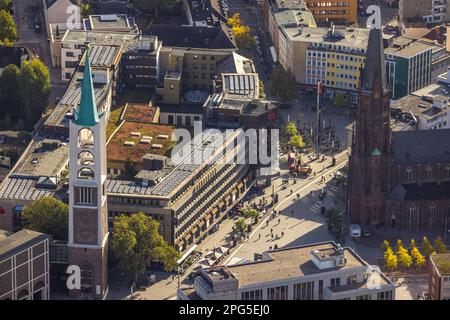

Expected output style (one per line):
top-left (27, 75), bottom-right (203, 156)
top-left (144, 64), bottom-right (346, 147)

top-left (361, 27), bottom-right (388, 93)
top-left (74, 48), bottom-right (99, 127)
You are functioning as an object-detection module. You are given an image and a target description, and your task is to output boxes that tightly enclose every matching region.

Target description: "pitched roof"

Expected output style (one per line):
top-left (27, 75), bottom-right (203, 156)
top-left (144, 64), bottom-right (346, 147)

top-left (45, 0), bottom-right (80, 9)
top-left (73, 49), bottom-right (100, 127)
top-left (392, 129), bottom-right (450, 164)
top-left (361, 28), bottom-right (388, 92)
top-left (148, 24), bottom-right (236, 50)
top-left (390, 182), bottom-right (450, 201)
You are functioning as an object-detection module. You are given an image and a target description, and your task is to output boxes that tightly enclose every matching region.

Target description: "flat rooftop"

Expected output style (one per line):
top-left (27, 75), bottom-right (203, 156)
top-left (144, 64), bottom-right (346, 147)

top-left (107, 122), bottom-right (176, 164)
top-left (62, 30), bottom-right (159, 53)
top-left (385, 36), bottom-right (432, 58)
top-left (107, 130), bottom-right (237, 197)
top-left (12, 134), bottom-right (68, 177)
top-left (226, 242), bottom-right (368, 287)
top-left (122, 103), bottom-right (159, 123)
top-left (87, 14), bottom-right (134, 31)
top-left (0, 229), bottom-right (49, 261)
top-left (44, 68), bottom-right (110, 129)
top-left (284, 26), bottom-right (369, 51)
top-left (390, 94), bottom-right (449, 120)
top-left (430, 253), bottom-right (450, 275)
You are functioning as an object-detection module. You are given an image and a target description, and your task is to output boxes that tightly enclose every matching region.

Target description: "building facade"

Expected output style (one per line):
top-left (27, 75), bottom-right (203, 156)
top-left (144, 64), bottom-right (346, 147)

top-left (304, 0), bottom-right (357, 25)
top-left (178, 241), bottom-right (395, 300)
top-left (429, 253), bottom-right (450, 300)
top-left (0, 229), bottom-right (50, 300)
top-left (385, 38), bottom-right (433, 100)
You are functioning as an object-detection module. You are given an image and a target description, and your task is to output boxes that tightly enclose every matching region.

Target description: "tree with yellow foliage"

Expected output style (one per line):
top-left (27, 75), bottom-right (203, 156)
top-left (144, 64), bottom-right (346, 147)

top-left (227, 13), bottom-right (255, 50)
top-left (433, 237), bottom-right (448, 254)
top-left (396, 239), bottom-right (412, 269)
top-left (384, 247), bottom-right (397, 271)
top-left (423, 236), bottom-right (435, 256)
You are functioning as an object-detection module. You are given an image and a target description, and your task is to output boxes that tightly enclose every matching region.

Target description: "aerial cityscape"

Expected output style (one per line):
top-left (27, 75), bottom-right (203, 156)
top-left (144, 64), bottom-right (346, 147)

top-left (1, 0), bottom-right (450, 307)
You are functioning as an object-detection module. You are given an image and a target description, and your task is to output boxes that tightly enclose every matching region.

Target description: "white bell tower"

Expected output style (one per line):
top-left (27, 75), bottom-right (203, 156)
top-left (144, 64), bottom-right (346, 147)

top-left (68, 48), bottom-right (109, 299)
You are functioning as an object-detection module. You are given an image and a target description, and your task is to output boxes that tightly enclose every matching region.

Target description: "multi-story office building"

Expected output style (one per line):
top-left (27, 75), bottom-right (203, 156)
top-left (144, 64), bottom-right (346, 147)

top-left (149, 24), bottom-right (236, 105)
top-left (59, 29), bottom-right (161, 84)
top-left (262, 0), bottom-right (316, 64)
top-left (178, 241), bottom-right (395, 300)
top-left (282, 26), bottom-right (369, 103)
top-left (400, 0), bottom-right (450, 27)
top-left (0, 229), bottom-right (50, 300)
top-left (429, 253), bottom-right (450, 300)
top-left (304, 0), bottom-right (357, 25)
top-left (385, 37), bottom-right (433, 100)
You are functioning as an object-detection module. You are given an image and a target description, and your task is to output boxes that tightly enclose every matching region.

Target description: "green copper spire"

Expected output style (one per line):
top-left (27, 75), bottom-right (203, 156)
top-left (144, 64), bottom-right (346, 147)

top-left (74, 48), bottom-right (99, 127)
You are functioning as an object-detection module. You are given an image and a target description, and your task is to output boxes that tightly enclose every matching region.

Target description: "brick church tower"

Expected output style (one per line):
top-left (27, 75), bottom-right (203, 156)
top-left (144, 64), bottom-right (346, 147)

top-left (347, 25), bottom-right (393, 226)
top-left (68, 49), bottom-right (109, 299)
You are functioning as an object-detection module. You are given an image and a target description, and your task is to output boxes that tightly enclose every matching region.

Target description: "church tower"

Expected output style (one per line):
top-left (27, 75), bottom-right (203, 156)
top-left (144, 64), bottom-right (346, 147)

top-left (68, 49), bottom-right (109, 299)
top-left (347, 24), bottom-right (393, 226)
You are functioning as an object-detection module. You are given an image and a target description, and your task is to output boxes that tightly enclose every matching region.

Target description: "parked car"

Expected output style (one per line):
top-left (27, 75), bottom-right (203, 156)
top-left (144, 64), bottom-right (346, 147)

top-left (34, 21), bottom-right (41, 33)
top-left (362, 229), bottom-right (371, 237)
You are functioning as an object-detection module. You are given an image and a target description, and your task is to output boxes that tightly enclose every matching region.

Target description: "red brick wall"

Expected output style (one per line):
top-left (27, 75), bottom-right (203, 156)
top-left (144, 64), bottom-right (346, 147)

top-left (73, 207), bottom-right (99, 245)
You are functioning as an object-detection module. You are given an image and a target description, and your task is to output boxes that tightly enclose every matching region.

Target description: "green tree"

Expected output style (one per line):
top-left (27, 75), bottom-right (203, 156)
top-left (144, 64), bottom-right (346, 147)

top-left (241, 208), bottom-right (259, 224)
top-left (285, 122), bottom-right (297, 136)
top-left (333, 92), bottom-right (348, 108)
top-left (80, 2), bottom-right (92, 19)
top-left (0, 9), bottom-right (17, 43)
top-left (19, 59), bottom-right (51, 128)
top-left (234, 218), bottom-right (247, 238)
top-left (423, 236), bottom-right (436, 256)
top-left (289, 134), bottom-right (306, 149)
top-left (0, 64), bottom-right (22, 121)
top-left (123, 156), bottom-right (137, 178)
top-left (21, 196), bottom-right (69, 240)
top-left (132, 0), bottom-right (177, 18)
top-left (110, 212), bottom-right (180, 282)
top-left (268, 65), bottom-right (296, 105)
top-left (0, 0), bottom-right (11, 11)
top-left (433, 237), bottom-right (448, 254)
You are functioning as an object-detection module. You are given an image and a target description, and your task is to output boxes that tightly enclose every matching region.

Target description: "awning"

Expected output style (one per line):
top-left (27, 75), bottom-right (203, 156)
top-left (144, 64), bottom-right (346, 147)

top-left (225, 195), bottom-right (231, 202)
top-left (238, 182), bottom-right (244, 189)
top-left (212, 208), bottom-right (219, 215)
top-left (219, 201), bottom-right (226, 208)
top-left (177, 244), bottom-right (198, 265)
top-left (205, 213), bottom-right (213, 221)
top-left (198, 220), bottom-right (205, 227)
top-left (191, 226), bottom-right (198, 235)
top-left (232, 189), bottom-right (238, 195)
top-left (183, 233), bottom-right (191, 242)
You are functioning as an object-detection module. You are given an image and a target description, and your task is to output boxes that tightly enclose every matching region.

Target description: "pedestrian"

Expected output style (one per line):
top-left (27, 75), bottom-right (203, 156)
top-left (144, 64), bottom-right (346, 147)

top-left (266, 220), bottom-right (269, 227)
top-left (259, 234), bottom-right (261, 240)
top-left (278, 218), bottom-right (281, 224)
top-left (291, 210), bottom-right (294, 216)
top-left (281, 231), bottom-right (284, 237)
top-left (270, 228), bottom-right (273, 234)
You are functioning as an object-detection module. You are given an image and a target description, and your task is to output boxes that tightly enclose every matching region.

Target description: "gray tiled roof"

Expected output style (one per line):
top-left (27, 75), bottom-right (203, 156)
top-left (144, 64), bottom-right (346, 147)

top-left (392, 129), bottom-right (450, 164)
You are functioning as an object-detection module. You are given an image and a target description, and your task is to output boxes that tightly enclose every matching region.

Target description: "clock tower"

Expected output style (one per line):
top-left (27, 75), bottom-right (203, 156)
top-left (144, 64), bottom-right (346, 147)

top-left (68, 49), bottom-right (109, 299)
